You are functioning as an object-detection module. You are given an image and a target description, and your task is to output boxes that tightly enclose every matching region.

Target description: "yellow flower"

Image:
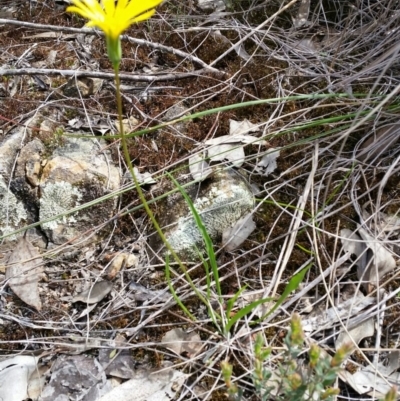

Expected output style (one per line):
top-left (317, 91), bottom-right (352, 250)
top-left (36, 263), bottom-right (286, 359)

top-left (67, 0), bottom-right (162, 39)
top-left (67, 0), bottom-right (162, 66)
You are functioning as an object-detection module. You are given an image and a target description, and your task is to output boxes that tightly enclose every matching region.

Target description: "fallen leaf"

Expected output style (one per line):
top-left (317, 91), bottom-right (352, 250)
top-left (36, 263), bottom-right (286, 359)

top-left (302, 296), bottom-right (375, 334)
top-left (335, 288), bottom-right (375, 350)
top-left (341, 229), bottom-right (367, 258)
top-left (229, 119), bottom-right (260, 136)
top-left (27, 365), bottom-right (48, 399)
top-left (357, 226), bottom-right (396, 287)
top-left (222, 213), bottom-right (256, 251)
top-left (133, 167), bottom-right (156, 184)
top-left (161, 328), bottom-right (202, 357)
top-left (72, 281), bottom-right (113, 304)
top-left (205, 133), bottom-right (264, 146)
top-left (0, 355), bottom-right (38, 401)
top-left (340, 353), bottom-right (400, 398)
top-left (357, 123), bottom-right (400, 163)
top-left (189, 152), bottom-right (212, 181)
top-left (256, 148), bottom-right (280, 176)
top-left (5, 237), bottom-right (43, 310)
top-left (207, 143), bottom-right (245, 167)
top-left (362, 207), bottom-right (400, 234)
top-left (340, 228), bottom-right (368, 278)
top-left (335, 317), bottom-right (375, 350)
top-left (98, 368), bottom-right (187, 401)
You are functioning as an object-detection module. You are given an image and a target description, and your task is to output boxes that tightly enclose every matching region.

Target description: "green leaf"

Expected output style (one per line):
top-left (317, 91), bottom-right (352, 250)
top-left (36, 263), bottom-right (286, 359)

top-left (224, 296), bottom-right (273, 334)
top-left (258, 263), bottom-right (312, 322)
top-left (226, 285), bottom-right (248, 317)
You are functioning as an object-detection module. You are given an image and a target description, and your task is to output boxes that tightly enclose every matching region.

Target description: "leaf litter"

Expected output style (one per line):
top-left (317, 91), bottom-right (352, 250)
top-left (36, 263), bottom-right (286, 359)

top-left (0, 355), bottom-right (39, 401)
top-left (72, 280), bottom-right (113, 304)
top-left (341, 226), bottom-right (396, 291)
top-left (1, 1), bottom-right (400, 400)
top-left (5, 236), bottom-right (43, 310)
top-left (189, 119), bottom-right (268, 181)
top-left (161, 328), bottom-right (203, 357)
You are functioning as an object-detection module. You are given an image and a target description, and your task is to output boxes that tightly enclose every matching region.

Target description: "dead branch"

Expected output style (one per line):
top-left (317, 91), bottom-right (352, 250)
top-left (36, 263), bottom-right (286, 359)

top-left (0, 66), bottom-right (213, 82)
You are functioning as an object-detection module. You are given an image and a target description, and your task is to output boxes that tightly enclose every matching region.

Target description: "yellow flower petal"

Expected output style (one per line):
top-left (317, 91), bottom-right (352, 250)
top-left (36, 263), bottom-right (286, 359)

top-left (67, 0), bottom-right (163, 40)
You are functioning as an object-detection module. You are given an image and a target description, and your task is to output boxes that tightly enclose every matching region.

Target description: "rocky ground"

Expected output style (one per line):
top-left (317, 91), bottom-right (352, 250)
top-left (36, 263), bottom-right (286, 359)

top-left (0, 0), bottom-right (400, 400)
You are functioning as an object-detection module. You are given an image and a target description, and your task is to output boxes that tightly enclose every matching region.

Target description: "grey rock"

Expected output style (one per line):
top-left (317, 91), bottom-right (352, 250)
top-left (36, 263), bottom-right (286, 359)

top-left (0, 178), bottom-right (27, 239)
top-left (151, 168), bottom-right (254, 260)
top-left (0, 127), bottom-right (24, 179)
top-left (39, 134), bottom-right (121, 244)
top-left (40, 355), bottom-right (108, 401)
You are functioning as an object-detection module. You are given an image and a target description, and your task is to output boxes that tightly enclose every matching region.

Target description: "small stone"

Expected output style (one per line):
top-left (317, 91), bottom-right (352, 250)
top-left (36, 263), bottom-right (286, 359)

top-left (26, 161), bottom-right (42, 187)
top-left (106, 253), bottom-right (138, 280)
top-left (61, 77), bottom-right (102, 97)
top-left (150, 168), bottom-right (254, 260)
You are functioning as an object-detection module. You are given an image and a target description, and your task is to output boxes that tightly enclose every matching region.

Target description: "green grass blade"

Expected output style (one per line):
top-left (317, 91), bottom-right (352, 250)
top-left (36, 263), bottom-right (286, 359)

top-left (226, 285), bottom-right (248, 317)
top-left (224, 296), bottom-right (274, 334)
top-left (166, 172), bottom-right (222, 300)
top-left (259, 263), bottom-right (312, 321)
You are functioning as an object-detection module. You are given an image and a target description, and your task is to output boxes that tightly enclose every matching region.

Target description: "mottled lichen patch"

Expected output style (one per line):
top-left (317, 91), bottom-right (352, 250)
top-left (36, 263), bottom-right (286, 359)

top-left (161, 169), bottom-right (255, 260)
top-left (40, 181), bottom-right (82, 230)
top-left (0, 179), bottom-right (28, 239)
top-left (38, 134), bottom-right (121, 244)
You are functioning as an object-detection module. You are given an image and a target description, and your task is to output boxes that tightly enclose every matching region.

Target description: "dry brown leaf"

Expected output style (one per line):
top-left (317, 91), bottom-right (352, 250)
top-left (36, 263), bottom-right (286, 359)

top-left (357, 123), bottom-right (400, 163)
top-left (161, 328), bottom-right (202, 357)
top-left (72, 281), bottom-right (113, 304)
top-left (357, 226), bottom-right (396, 287)
top-left (222, 213), bottom-right (256, 251)
top-left (5, 237), bottom-right (43, 310)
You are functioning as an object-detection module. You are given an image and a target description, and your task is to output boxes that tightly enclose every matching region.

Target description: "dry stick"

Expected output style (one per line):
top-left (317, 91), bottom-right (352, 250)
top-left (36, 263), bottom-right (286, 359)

top-left (0, 66), bottom-right (210, 82)
top-left (209, 0), bottom-right (299, 67)
top-left (0, 18), bottom-right (224, 77)
top-left (269, 142), bottom-right (318, 299)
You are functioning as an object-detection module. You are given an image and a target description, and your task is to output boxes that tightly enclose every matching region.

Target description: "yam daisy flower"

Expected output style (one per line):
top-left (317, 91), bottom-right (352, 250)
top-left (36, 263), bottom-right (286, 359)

top-left (67, 0), bottom-right (162, 66)
top-left (67, 0), bottom-right (174, 276)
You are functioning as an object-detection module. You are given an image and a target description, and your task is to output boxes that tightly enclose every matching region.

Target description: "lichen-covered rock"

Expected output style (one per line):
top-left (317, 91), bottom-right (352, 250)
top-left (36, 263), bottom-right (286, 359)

top-left (39, 135), bottom-right (121, 244)
top-left (0, 127), bottom-right (24, 179)
top-left (0, 178), bottom-right (28, 239)
top-left (40, 181), bottom-right (82, 230)
top-left (152, 168), bottom-right (254, 260)
top-left (16, 138), bottom-right (45, 187)
top-left (0, 118), bottom-right (121, 246)
top-left (0, 127), bottom-right (31, 239)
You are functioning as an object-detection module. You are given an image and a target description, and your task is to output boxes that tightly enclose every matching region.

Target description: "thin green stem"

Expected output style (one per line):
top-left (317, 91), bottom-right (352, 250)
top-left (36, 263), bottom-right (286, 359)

top-left (113, 66), bottom-right (197, 319)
